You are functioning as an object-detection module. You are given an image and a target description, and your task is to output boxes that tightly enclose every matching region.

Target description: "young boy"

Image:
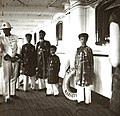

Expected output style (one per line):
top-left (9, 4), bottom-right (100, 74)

top-left (75, 33), bottom-right (94, 105)
top-left (46, 45), bottom-right (61, 96)
top-left (20, 33), bottom-right (37, 91)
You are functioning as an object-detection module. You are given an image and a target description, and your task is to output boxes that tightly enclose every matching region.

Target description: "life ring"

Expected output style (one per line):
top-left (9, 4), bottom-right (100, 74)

top-left (62, 68), bottom-right (77, 101)
top-left (109, 22), bottom-right (120, 67)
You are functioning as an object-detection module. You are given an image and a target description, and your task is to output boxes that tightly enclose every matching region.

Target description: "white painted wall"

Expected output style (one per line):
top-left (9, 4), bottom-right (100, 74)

top-left (94, 55), bottom-right (112, 98)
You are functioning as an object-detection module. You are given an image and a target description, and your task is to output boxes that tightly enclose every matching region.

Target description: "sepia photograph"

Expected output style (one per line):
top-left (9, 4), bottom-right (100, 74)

top-left (0, 0), bottom-right (119, 116)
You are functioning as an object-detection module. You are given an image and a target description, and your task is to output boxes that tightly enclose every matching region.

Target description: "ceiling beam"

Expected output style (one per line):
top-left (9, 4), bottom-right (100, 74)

top-left (7, 25), bottom-right (38, 27)
top-left (0, 15), bottom-right (52, 20)
top-left (0, 20), bottom-right (44, 24)
top-left (0, 6), bottom-right (64, 13)
top-left (0, 18), bottom-right (49, 23)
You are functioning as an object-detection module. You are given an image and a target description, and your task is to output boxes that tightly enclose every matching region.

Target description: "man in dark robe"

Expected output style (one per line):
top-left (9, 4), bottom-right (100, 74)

top-left (36, 30), bottom-right (51, 90)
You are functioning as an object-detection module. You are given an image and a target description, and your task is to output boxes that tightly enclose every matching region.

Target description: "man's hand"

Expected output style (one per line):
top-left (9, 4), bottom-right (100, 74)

top-left (4, 54), bottom-right (12, 61)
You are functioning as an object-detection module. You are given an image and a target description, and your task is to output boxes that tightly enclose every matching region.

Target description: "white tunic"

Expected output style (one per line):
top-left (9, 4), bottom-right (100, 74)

top-left (1, 35), bottom-right (20, 57)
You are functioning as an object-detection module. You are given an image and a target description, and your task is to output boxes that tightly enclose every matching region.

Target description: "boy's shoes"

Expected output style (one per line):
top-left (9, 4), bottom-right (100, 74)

top-left (54, 95), bottom-right (59, 97)
top-left (31, 89), bottom-right (36, 91)
top-left (24, 90), bottom-right (29, 92)
top-left (46, 94), bottom-right (52, 96)
top-left (76, 101), bottom-right (91, 106)
top-left (76, 101), bottom-right (85, 106)
top-left (4, 96), bottom-right (10, 103)
top-left (4, 98), bottom-right (12, 103)
top-left (85, 103), bottom-right (90, 107)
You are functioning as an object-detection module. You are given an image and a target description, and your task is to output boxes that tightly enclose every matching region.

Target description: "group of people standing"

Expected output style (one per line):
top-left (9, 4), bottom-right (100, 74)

top-left (0, 22), bottom-right (61, 103)
top-left (20, 30), bottom-right (60, 97)
top-left (0, 21), bottom-right (119, 116)
top-left (0, 22), bottom-right (94, 106)
top-left (1, 21), bottom-right (118, 116)
top-left (0, 21), bottom-right (94, 107)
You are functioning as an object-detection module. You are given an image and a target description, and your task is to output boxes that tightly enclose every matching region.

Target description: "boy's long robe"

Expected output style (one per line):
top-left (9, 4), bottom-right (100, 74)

top-left (75, 46), bottom-right (94, 86)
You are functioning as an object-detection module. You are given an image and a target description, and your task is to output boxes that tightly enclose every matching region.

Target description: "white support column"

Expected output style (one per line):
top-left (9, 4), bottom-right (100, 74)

top-left (109, 22), bottom-right (120, 67)
top-left (67, 0), bottom-right (88, 52)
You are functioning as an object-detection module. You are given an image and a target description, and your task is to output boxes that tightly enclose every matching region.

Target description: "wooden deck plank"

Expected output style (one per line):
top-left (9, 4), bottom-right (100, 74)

top-left (0, 96), bottom-right (5, 116)
top-left (16, 90), bottom-right (27, 116)
top-left (32, 89), bottom-right (48, 116)
top-left (27, 90), bottom-right (43, 116)
top-left (3, 99), bottom-right (16, 116)
top-left (20, 91), bottom-right (35, 116)
top-left (0, 86), bottom-right (112, 116)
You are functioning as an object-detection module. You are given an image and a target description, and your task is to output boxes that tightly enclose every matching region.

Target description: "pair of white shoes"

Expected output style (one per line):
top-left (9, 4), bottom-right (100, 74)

top-left (4, 95), bottom-right (17, 102)
top-left (4, 95), bottom-right (12, 102)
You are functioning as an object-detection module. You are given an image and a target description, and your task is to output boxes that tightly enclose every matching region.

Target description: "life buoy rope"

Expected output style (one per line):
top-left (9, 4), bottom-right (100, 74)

top-left (62, 68), bottom-right (77, 100)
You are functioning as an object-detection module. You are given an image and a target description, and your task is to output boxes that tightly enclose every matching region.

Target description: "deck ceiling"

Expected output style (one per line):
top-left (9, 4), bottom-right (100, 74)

top-left (0, 0), bottom-right (115, 37)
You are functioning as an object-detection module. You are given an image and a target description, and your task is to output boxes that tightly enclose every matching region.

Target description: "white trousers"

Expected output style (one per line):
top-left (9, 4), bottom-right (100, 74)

top-left (23, 75), bottom-right (36, 91)
top-left (38, 78), bottom-right (46, 89)
top-left (76, 85), bottom-right (91, 104)
top-left (2, 61), bottom-right (19, 100)
top-left (46, 82), bottom-right (59, 95)
top-left (0, 66), bottom-right (3, 95)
